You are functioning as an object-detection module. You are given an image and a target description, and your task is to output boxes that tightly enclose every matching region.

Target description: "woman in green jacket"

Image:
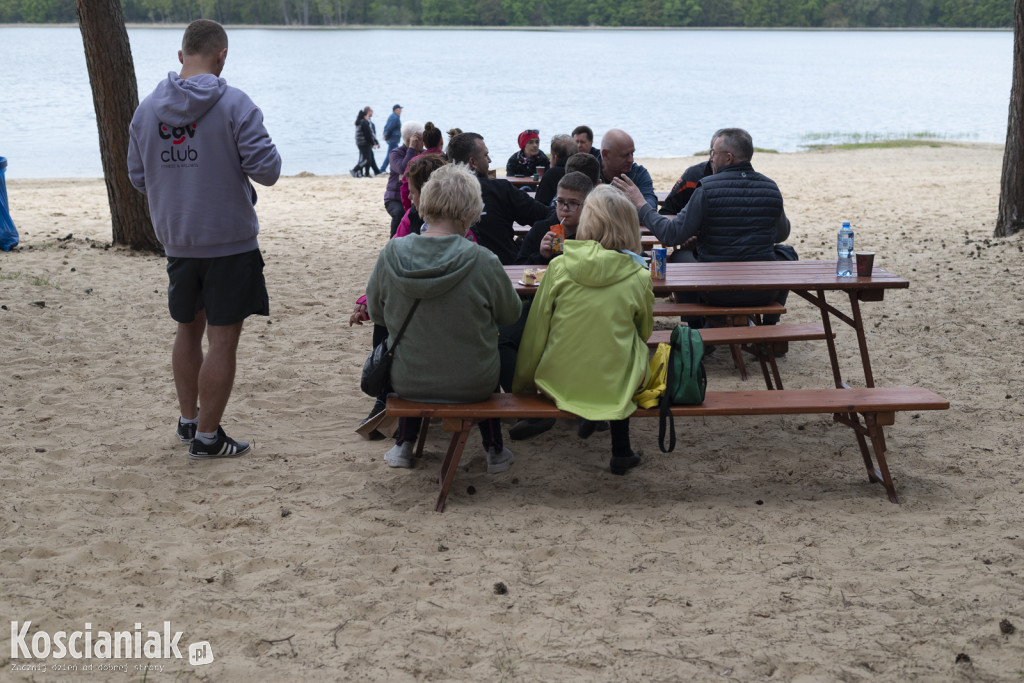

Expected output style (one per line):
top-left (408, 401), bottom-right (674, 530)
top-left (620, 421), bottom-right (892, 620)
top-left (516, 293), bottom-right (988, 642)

top-left (512, 185), bottom-right (654, 474)
top-left (366, 164), bottom-right (522, 471)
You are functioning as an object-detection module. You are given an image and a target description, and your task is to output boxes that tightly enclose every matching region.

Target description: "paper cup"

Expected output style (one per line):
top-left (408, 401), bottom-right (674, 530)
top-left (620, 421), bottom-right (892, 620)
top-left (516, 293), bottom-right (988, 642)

top-left (856, 252), bottom-right (875, 277)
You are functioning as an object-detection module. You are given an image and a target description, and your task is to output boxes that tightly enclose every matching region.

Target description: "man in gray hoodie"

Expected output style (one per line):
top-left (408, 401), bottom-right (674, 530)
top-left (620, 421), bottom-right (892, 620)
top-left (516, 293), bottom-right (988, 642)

top-left (127, 19), bottom-right (281, 459)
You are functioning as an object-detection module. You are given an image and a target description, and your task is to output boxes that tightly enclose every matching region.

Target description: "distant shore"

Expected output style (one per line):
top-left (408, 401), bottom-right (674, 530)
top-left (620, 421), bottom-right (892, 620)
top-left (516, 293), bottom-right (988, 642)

top-left (1, 23), bottom-right (1012, 32)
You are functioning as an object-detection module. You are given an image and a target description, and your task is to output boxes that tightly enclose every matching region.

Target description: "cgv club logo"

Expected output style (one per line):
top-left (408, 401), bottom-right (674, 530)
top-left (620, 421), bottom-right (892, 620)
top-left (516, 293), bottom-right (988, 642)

top-left (158, 121), bottom-right (199, 163)
top-left (10, 621), bottom-right (213, 665)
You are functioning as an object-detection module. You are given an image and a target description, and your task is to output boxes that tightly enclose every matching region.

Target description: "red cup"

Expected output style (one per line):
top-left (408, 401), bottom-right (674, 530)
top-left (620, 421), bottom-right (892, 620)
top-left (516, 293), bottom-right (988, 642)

top-left (856, 252), bottom-right (875, 277)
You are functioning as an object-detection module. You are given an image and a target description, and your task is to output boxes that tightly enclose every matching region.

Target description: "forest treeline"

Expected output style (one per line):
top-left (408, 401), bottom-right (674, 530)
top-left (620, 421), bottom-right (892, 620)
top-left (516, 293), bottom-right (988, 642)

top-left (3, 0), bottom-right (1013, 28)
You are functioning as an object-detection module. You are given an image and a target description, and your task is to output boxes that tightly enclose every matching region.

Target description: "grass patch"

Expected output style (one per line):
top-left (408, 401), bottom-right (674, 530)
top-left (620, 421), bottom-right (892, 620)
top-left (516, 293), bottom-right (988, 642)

top-left (800, 130), bottom-right (957, 151)
top-left (804, 138), bottom-right (949, 151)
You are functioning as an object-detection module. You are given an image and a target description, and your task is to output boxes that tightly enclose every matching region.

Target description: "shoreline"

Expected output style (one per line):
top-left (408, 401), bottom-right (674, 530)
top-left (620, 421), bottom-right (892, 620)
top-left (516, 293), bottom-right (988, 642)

top-left (3, 142), bottom-right (1007, 185)
top-left (2, 23), bottom-right (1012, 32)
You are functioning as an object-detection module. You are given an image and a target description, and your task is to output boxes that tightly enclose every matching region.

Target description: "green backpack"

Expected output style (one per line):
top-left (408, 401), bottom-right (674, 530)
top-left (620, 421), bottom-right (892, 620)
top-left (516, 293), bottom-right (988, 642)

top-left (658, 325), bottom-right (708, 453)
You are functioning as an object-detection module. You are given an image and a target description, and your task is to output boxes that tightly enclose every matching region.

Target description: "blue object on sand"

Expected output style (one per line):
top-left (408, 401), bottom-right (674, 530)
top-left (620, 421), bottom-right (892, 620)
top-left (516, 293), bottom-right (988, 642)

top-left (0, 157), bottom-right (19, 251)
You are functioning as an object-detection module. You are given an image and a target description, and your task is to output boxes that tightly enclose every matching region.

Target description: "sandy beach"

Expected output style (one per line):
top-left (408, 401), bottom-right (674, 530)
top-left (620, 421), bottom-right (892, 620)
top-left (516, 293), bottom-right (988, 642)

top-left (2, 144), bottom-right (1023, 681)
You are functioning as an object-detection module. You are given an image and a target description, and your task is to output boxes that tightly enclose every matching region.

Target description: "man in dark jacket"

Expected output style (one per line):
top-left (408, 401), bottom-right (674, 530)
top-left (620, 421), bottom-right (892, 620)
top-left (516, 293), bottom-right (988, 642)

top-left (448, 131), bottom-right (555, 438)
top-left (448, 132), bottom-right (551, 266)
top-left (613, 128), bottom-right (794, 320)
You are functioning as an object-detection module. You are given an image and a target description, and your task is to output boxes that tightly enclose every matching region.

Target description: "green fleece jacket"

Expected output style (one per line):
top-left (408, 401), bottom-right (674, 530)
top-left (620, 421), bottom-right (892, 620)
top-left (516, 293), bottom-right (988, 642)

top-left (366, 234), bottom-right (521, 403)
top-left (511, 240), bottom-right (654, 420)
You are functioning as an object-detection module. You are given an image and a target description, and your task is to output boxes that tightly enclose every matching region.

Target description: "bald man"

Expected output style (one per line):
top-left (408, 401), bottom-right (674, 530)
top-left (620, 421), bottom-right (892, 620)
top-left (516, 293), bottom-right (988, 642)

top-left (600, 128), bottom-right (657, 210)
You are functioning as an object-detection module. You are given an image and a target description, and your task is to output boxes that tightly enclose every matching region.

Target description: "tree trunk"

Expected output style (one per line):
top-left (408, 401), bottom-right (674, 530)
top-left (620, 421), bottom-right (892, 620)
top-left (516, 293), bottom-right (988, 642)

top-left (75, 0), bottom-right (162, 252)
top-left (996, 0), bottom-right (1024, 237)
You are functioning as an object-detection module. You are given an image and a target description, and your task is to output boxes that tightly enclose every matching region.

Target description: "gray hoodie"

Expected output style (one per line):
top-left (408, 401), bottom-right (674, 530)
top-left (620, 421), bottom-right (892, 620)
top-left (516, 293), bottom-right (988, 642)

top-left (127, 72), bottom-right (281, 258)
top-left (365, 234), bottom-right (521, 403)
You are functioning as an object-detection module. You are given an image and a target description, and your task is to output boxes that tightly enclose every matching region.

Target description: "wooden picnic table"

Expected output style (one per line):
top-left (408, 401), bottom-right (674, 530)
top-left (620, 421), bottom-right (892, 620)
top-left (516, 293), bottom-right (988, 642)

top-left (504, 260), bottom-right (909, 391)
top-left (504, 175), bottom-right (541, 189)
top-left (512, 223), bottom-right (659, 250)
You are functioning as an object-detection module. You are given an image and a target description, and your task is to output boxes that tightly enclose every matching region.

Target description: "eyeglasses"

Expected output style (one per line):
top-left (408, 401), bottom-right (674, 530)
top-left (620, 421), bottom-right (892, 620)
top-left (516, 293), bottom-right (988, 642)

top-left (524, 129), bottom-right (539, 135)
top-left (710, 148), bottom-right (732, 158)
top-left (554, 198), bottom-right (584, 212)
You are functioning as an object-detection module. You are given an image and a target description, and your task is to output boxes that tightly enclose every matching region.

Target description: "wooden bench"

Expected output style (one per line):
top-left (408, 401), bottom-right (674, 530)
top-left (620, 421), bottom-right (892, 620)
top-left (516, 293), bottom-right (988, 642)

top-left (651, 301), bottom-right (789, 381)
top-left (647, 323), bottom-right (833, 390)
top-left (386, 388), bottom-right (949, 512)
top-left (651, 301), bottom-right (786, 324)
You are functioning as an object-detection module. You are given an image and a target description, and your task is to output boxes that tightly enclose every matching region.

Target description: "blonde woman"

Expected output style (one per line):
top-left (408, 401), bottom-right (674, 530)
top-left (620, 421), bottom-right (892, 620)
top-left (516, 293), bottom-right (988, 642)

top-left (366, 164), bottom-right (522, 470)
top-left (511, 185), bottom-right (654, 475)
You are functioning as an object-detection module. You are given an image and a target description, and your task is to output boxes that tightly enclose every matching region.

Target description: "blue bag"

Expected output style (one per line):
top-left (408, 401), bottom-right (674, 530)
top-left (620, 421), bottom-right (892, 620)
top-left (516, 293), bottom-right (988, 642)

top-left (0, 157), bottom-right (20, 252)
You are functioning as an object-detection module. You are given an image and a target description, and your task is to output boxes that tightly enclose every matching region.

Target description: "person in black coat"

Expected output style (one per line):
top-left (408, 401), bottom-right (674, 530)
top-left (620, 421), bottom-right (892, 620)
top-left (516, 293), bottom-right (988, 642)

top-left (350, 107), bottom-right (380, 177)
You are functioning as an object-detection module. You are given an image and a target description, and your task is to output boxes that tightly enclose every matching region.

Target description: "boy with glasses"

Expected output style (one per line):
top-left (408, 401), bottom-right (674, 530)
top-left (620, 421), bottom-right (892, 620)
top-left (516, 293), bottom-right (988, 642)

top-left (515, 172), bottom-right (593, 266)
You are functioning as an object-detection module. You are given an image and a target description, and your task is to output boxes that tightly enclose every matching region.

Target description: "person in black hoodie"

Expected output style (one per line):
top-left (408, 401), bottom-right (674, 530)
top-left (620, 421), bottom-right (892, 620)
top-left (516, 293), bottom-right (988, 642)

top-left (350, 108), bottom-right (380, 177)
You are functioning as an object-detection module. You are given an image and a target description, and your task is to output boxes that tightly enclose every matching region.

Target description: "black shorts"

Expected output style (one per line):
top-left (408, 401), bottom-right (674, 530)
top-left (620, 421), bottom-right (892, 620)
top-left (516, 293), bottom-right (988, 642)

top-left (166, 249), bottom-right (269, 325)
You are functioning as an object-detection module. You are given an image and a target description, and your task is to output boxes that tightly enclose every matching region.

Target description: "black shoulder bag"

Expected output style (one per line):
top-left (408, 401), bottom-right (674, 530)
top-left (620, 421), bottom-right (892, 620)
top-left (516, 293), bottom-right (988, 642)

top-left (360, 299), bottom-right (421, 397)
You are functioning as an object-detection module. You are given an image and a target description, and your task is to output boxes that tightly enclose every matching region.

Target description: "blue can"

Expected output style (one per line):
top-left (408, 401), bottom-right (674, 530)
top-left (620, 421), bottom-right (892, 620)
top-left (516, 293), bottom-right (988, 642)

top-left (650, 246), bottom-right (667, 280)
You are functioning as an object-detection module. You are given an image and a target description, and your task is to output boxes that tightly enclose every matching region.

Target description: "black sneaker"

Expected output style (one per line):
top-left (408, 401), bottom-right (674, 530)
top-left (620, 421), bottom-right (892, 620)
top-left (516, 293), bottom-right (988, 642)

top-left (577, 418), bottom-right (597, 439)
top-left (508, 418), bottom-right (556, 441)
top-left (176, 419), bottom-right (197, 444)
top-left (610, 451), bottom-right (641, 475)
top-left (188, 427), bottom-right (251, 459)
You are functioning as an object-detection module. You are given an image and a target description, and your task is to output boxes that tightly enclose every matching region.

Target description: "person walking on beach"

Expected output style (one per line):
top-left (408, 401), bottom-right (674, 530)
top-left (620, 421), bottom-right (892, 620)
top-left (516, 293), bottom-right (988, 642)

top-left (379, 104), bottom-right (402, 175)
top-left (127, 19), bottom-right (281, 458)
top-left (351, 108), bottom-right (379, 177)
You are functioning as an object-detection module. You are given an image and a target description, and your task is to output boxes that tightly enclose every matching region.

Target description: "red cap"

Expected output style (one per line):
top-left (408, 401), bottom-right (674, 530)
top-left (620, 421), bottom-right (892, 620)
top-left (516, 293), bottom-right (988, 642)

top-left (518, 129), bottom-right (540, 150)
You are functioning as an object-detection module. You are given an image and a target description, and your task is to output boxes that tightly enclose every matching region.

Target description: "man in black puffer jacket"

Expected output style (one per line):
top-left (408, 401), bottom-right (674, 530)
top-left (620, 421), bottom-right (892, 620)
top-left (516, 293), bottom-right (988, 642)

top-left (613, 128), bottom-right (794, 321)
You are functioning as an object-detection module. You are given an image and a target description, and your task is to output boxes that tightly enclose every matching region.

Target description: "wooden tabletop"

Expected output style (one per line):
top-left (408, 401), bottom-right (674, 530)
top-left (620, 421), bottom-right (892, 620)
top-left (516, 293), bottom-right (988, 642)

top-left (505, 260), bottom-right (907, 297)
top-left (504, 175), bottom-right (541, 188)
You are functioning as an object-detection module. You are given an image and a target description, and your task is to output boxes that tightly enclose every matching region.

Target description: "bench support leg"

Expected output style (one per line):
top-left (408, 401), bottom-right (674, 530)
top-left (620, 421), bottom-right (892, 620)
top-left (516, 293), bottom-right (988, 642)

top-left (435, 419), bottom-right (473, 513)
top-left (834, 411), bottom-right (900, 504)
top-left (744, 342), bottom-right (784, 390)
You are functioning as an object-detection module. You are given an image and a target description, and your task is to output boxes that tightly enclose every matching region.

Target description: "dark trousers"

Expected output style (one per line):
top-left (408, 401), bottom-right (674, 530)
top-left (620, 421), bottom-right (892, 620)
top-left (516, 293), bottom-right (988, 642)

top-left (353, 145), bottom-right (379, 175)
top-left (498, 299), bottom-right (531, 392)
top-left (385, 200), bottom-right (405, 237)
top-left (396, 413), bottom-right (504, 452)
top-left (609, 418), bottom-right (632, 457)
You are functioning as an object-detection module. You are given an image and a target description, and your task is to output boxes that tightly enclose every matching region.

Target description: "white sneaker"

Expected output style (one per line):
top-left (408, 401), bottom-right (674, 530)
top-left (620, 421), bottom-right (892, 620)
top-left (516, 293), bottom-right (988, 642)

top-left (486, 447), bottom-right (515, 474)
top-left (384, 442), bottom-right (414, 468)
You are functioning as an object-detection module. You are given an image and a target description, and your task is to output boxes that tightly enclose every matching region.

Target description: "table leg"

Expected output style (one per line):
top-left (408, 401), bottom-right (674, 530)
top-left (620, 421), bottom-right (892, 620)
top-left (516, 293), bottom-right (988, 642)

top-left (847, 291), bottom-right (875, 388)
top-left (812, 288), bottom-right (845, 389)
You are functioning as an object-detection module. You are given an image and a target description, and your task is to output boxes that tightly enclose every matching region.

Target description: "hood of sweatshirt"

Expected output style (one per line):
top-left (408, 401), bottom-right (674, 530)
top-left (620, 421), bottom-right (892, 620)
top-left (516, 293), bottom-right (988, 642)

top-left (381, 234), bottom-right (483, 300)
top-left (558, 239), bottom-right (646, 288)
top-left (151, 72), bottom-right (227, 127)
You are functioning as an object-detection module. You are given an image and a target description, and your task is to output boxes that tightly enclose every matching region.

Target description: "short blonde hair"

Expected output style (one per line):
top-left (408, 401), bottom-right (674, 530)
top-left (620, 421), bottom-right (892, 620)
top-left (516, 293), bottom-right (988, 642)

top-left (576, 185), bottom-right (642, 254)
top-left (418, 163), bottom-right (484, 234)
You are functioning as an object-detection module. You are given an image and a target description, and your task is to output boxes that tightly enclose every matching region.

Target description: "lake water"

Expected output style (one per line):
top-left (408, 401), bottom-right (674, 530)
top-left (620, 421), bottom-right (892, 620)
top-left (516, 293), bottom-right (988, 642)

top-left (0, 27), bottom-right (1013, 178)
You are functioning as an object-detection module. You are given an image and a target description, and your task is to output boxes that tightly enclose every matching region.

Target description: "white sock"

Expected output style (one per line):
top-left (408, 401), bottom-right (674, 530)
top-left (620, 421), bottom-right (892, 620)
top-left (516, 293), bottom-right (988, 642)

top-left (180, 415), bottom-right (199, 425)
top-left (196, 429), bottom-right (218, 445)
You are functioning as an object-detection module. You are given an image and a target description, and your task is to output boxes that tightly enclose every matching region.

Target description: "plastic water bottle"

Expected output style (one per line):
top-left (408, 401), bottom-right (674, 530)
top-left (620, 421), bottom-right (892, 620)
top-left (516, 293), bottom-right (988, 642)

top-left (836, 221), bottom-right (854, 277)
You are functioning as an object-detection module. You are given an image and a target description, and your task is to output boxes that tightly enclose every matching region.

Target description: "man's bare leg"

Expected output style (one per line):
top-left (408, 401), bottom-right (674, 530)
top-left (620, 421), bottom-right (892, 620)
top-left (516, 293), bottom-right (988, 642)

top-left (196, 320), bottom-right (243, 434)
top-left (173, 311), bottom-right (207, 421)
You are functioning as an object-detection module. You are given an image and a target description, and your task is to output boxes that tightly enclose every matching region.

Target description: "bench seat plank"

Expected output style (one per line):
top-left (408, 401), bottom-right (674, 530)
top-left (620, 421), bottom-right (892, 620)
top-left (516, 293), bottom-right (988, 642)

top-left (386, 387), bottom-right (948, 511)
top-left (648, 323), bottom-right (829, 348)
top-left (652, 302), bottom-right (786, 318)
top-left (387, 388), bottom-right (947, 420)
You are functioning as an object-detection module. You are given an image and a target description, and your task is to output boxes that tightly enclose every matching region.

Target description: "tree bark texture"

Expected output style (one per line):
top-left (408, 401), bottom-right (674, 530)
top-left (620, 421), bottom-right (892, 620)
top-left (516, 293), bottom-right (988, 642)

top-left (996, 0), bottom-right (1024, 237)
top-left (76, 0), bottom-right (162, 252)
